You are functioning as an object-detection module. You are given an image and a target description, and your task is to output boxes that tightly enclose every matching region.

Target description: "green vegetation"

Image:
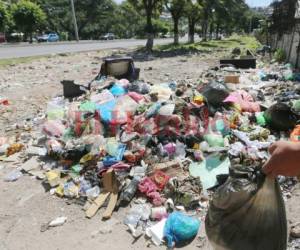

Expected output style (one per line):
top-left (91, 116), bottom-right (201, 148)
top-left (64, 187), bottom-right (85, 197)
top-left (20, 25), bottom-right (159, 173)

top-left (0, 1), bottom-right (8, 31)
top-left (155, 35), bottom-right (261, 54)
top-left (165, 0), bottom-right (185, 45)
top-left (0, 55), bottom-right (49, 67)
top-left (1, 0), bottom-right (264, 51)
top-left (128, 0), bottom-right (163, 51)
top-left (11, 0), bottom-right (46, 42)
top-left (274, 48), bottom-right (286, 63)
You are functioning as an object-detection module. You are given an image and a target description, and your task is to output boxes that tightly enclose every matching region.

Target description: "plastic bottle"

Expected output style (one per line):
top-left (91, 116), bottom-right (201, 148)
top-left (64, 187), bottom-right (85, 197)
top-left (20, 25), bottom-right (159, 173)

top-left (120, 177), bottom-right (140, 203)
top-left (85, 186), bottom-right (100, 199)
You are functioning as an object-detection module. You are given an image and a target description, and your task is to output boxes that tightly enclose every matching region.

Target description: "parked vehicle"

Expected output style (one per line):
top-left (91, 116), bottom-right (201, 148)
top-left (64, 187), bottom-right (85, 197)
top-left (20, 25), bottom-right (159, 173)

top-left (37, 33), bottom-right (59, 42)
top-left (100, 33), bottom-right (115, 40)
top-left (0, 33), bottom-right (6, 43)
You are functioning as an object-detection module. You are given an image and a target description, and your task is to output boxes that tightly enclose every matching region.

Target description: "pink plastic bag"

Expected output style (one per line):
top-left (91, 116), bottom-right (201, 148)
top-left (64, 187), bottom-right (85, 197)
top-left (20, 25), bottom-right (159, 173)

top-left (128, 92), bottom-right (144, 103)
top-left (223, 90), bottom-right (260, 113)
top-left (138, 177), bottom-right (164, 206)
top-left (43, 120), bottom-right (66, 137)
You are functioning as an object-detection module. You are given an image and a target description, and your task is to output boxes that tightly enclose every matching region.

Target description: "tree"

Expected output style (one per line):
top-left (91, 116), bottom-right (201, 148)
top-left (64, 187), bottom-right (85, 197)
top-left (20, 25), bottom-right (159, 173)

top-left (128, 0), bottom-right (163, 51)
top-left (198, 0), bottom-right (216, 41)
top-left (185, 0), bottom-right (202, 43)
top-left (11, 0), bottom-right (46, 42)
top-left (165, 0), bottom-right (186, 44)
top-left (36, 0), bottom-right (117, 40)
top-left (111, 1), bottom-right (144, 39)
top-left (0, 1), bottom-right (8, 32)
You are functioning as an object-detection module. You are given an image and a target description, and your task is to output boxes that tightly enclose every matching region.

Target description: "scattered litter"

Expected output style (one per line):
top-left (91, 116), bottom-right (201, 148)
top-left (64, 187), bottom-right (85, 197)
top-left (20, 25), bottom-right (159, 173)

top-left (145, 218), bottom-right (167, 246)
top-left (4, 170), bottom-right (23, 182)
top-left (41, 216), bottom-right (67, 232)
top-left (2, 54), bottom-right (300, 248)
top-left (49, 216), bottom-right (67, 227)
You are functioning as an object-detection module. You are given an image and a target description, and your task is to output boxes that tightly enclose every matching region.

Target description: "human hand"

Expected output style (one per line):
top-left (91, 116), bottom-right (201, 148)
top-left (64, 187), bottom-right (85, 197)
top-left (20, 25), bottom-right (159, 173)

top-left (263, 141), bottom-right (300, 177)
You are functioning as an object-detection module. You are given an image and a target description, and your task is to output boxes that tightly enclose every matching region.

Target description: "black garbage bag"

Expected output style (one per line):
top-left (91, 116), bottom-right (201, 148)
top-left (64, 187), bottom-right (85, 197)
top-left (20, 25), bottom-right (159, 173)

top-left (264, 102), bottom-right (298, 131)
top-left (201, 81), bottom-right (230, 108)
top-left (205, 166), bottom-right (287, 250)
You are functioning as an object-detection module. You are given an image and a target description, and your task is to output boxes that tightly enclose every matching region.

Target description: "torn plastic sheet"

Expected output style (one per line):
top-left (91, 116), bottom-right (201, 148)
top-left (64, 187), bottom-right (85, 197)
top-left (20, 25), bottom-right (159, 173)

top-left (232, 130), bottom-right (271, 149)
top-left (189, 155), bottom-right (230, 190)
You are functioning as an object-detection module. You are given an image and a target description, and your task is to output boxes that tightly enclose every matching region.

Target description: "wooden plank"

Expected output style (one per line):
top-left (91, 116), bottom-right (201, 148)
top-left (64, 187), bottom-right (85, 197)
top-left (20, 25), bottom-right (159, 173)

top-left (102, 192), bottom-right (118, 220)
top-left (85, 191), bottom-right (110, 218)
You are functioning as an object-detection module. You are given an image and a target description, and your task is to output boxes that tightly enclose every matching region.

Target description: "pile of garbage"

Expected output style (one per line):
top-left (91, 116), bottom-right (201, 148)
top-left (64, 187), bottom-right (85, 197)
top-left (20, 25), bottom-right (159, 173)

top-left (1, 57), bottom-right (300, 248)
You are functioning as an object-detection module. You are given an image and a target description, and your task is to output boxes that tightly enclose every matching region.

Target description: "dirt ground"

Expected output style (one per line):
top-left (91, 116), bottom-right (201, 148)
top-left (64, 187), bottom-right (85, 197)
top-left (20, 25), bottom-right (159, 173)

top-left (0, 48), bottom-right (299, 250)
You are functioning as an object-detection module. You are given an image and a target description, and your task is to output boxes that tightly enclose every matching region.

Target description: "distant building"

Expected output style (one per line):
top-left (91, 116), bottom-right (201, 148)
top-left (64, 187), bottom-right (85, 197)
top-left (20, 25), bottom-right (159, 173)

top-left (160, 11), bottom-right (172, 21)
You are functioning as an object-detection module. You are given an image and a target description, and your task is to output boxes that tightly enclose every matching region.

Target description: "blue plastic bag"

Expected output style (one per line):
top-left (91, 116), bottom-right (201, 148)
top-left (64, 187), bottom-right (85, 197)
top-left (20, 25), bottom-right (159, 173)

top-left (110, 84), bottom-right (126, 96)
top-left (164, 212), bottom-right (200, 248)
top-left (96, 100), bottom-right (116, 123)
top-left (103, 144), bottom-right (126, 167)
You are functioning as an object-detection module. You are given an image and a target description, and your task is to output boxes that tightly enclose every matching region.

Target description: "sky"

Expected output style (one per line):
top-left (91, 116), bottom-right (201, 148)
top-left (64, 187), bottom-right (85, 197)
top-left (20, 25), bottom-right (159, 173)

top-left (114, 0), bottom-right (272, 7)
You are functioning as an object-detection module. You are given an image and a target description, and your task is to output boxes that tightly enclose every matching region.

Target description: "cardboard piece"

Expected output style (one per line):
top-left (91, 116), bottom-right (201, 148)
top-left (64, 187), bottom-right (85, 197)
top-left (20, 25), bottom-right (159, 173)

top-left (152, 160), bottom-right (185, 177)
top-left (225, 75), bottom-right (240, 84)
top-left (22, 157), bottom-right (40, 171)
top-left (28, 169), bottom-right (45, 179)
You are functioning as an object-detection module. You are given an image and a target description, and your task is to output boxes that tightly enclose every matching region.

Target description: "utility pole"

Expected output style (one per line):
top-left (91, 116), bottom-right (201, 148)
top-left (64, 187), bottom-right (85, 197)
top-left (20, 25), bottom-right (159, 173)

top-left (70, 0), bottom-right (79, 41)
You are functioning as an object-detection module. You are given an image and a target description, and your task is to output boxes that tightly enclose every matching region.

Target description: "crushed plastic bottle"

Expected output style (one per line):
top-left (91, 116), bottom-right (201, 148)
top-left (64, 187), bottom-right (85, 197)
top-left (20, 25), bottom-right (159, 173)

top-left (85, 186), bottom-right (100, 199)
top-left (4, 170), bottom-right (23, 182)
top-left (119, 177), bottom-right (140, 204)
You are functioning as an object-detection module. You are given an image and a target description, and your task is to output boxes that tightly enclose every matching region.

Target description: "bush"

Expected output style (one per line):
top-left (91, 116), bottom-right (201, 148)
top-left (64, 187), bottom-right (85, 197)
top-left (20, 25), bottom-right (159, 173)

top-left (274, 48), bottom-right (286, 63)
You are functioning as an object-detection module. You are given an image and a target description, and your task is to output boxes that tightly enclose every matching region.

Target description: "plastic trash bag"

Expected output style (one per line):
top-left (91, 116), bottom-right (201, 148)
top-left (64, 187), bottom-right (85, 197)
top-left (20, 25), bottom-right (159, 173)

top-left (205, 165), bottom-right (287, 250)
top-left (164, 212), bottom-right (200, 248)
top-left (201, 81), bottom-right (229, 107)
top-left (264, 103), bottom-right (298, 131)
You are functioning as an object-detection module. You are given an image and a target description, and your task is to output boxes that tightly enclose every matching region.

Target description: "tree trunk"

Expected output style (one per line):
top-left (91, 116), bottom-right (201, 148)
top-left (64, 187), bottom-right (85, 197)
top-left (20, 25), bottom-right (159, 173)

top-left (202, 20), bottom-right (208, 41)
top-left (202, 8), bottom-right (209, 41)
top-left (188, 18), bottom-right (195, 43)
top-left (216, 23), bottom-right (220, 40)
top-left (146, 11), bottom-right (154, 52)
top-left (209, 22), bottom-right (213, 40)
top-left (29, 33), bottom-right (33, 44)
top-left (173, 17), bottom-right (179, 45)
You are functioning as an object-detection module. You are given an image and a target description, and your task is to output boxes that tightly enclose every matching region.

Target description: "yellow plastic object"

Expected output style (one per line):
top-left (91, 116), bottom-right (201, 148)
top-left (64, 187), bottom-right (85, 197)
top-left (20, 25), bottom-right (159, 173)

top-left (55, 184), bottom-right (64, 197)
top-left (80, 153), bottom-right (93, 164)
top-left (45, 170), bottom-right (61, 187)
top-left (193, 95), bottom-right (204, 105)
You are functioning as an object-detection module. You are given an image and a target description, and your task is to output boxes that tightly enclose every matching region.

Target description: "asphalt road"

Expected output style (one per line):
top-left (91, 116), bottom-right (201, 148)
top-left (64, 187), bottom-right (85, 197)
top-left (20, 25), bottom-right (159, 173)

top-left (0, 38), bottom-right (174, 59)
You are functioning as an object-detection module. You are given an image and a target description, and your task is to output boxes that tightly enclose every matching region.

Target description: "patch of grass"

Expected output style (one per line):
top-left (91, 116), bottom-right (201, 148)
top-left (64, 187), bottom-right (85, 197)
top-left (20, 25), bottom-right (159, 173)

top-left (0, 55), bottom-right (50, 67)
top-left (155, 35), bottom-right (261, 54)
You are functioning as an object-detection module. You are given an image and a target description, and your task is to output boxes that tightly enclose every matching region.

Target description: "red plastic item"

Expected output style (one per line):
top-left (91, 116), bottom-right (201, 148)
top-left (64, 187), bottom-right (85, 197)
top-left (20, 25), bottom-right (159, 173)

top-left (151, 170), bottom-right (170, 190)
top-left (290, 125), bottom-right (300, 142)
top-left (138, 177), bottom-right (164, 206)
top-left (0, 99), bottom-right (9, 105)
